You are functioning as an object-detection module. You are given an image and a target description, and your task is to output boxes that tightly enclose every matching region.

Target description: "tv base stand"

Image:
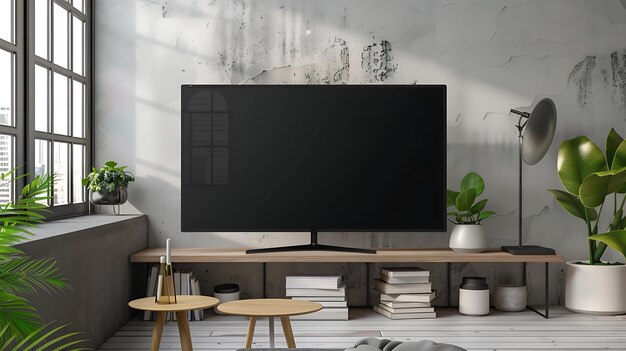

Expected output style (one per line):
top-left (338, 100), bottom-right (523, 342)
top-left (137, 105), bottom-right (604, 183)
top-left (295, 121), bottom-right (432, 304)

top-left (245, 231), bottom-right (376, 254)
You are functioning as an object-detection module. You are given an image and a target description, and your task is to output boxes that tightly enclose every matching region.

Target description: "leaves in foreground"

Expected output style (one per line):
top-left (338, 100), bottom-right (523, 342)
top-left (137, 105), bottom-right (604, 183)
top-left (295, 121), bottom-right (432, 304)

top-left (0, 322), bottom-right (89, 351)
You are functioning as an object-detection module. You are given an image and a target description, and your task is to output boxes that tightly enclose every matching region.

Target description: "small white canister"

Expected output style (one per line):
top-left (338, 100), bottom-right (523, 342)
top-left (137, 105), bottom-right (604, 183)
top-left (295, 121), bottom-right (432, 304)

top-left (214, 283), bottom-right (240, 314)
top-left (459, 277), bottom-right (489, 316)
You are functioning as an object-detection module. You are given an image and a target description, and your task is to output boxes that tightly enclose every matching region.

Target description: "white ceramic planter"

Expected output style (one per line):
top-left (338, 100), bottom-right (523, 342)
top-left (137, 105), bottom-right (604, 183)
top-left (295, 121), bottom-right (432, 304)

top-left (565, 261), bottom-right (626, 315)
top-left (449, 224), bottom-right (488, 253)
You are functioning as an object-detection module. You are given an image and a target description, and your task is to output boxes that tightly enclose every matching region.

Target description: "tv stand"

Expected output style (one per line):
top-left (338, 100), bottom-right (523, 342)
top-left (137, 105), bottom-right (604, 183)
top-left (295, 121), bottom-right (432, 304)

top-left (245, 231), bottom-right (376, 254)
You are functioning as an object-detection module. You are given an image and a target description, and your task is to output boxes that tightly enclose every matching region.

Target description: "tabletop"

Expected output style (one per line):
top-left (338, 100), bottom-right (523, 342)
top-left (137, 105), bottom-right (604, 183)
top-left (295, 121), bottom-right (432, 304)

top-left (128, 295), bottom-right (219, 312)
top-left (217, 298), bottom-right (323, 317)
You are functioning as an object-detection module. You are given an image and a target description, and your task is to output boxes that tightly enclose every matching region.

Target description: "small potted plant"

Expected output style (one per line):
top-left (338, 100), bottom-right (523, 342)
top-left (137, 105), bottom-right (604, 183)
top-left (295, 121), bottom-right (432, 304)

top-left (548, 128), bottom-right (626, 314)
top-left (82, 160), bottom-right (135, 205)
top-left (447, 172), bottom-right (496, 253)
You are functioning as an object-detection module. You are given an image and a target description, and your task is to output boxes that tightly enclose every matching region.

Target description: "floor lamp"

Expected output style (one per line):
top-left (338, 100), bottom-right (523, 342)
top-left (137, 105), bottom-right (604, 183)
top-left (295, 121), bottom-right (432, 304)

top-left (501, 98), bottom-right (558, 255)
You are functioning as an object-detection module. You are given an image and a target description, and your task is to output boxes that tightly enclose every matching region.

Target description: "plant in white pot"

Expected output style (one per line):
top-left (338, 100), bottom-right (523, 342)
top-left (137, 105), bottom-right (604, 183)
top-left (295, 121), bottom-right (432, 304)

top-left (82, 160), bottom-right (135, 206)
top-left (447, 172), bottom-right (496, 253)
top-left (548, 128), bottom-right (626, 314)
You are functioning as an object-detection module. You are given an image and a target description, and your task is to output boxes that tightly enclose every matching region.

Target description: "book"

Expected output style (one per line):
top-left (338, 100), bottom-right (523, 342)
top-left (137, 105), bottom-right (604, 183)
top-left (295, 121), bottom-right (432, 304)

top-left (143, 264), bottom-right (158, 321)
top-left (286, 284), bottom-right (346, 297)
top-left (379, 300), bottom-right (431, 308)
top-left (373, 305), bottom-right (436, 319)
top-left (291, 296), bottom-right (346, 302)
top-left (376, 303), bottom-right (434, 314)
top-left (190, 274), bottom-right (201, 321)
top-left (380, 274), bottom-right (429, 284)
top-left (181, 270), bottom-right (191, 320)
top-left (291, 307), bottom-right (348, 320)
top-left (285, 275), bottom-right (342, 289)
top-left (381, 267), bottom-right (429, 277)
top-left (374, 280), bottom-right (431, 294)
top-left (379, 291), bottom-right (436, 303)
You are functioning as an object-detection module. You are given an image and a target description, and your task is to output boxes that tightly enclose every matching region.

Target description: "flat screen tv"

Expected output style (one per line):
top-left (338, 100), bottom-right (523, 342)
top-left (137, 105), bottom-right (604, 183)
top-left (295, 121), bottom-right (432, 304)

top-left (181, 85), bottom-right (446, 253)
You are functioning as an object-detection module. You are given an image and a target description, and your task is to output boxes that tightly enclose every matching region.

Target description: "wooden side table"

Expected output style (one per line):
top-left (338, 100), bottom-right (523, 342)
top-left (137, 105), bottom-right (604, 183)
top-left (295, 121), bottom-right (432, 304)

top-left (217, 298), bottom-right (322, 349)
top-left (129, 295), bottom-right (219, 351)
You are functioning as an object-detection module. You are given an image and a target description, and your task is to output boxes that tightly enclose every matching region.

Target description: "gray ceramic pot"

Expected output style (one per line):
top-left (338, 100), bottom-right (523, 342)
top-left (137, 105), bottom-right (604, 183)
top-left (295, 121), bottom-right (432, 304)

top-left (89, 188), bottom-right (128, 205)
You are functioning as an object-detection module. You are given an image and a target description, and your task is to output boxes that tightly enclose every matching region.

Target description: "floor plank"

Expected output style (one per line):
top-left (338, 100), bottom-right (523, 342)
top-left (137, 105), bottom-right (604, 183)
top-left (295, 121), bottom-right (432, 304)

top-left (98, 307), bottom-right (626, 351)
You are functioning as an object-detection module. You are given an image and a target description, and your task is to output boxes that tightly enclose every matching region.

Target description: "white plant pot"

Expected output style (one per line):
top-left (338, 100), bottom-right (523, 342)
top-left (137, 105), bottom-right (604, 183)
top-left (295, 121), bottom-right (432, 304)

top-left (565, 261), bottom-right (626, 315)
top-left (449, 224), bottom-right (488, 253)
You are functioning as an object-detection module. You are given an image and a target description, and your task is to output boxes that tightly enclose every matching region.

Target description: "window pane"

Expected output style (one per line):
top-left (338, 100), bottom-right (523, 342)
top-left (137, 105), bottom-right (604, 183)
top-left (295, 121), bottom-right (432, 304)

top-left (35, 0), bottom-right (48, 59)
top-left (53, 141), bottom-right (68, 205)
top-left (0, 49), bottom-right (13, 127)
top-left (35, 65), bottom-right (48, 132)
top-left (53, 72), bottom-right (68, 135)
top-left (0, 0), bottom-right (13, 44)
top-left (35, 139), bottom-right (49, 204)
top-left (72, 80), bottom-right (83, 137)
top-left (0, 134), bottom-right (13, 204)
top-left (72, 144), bottom-right (84, 203)
top-left (53, 3), bottom-right (68, 68)
top-left (72, 16), bottom-right (83, 75)
top-left (73, 0), bottom-right (83, 13)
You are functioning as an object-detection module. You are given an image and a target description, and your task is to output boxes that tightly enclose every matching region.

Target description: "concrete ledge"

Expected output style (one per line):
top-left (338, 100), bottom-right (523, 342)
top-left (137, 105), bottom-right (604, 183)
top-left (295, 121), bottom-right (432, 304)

top-left (16, 214), bottom-right (149, 349)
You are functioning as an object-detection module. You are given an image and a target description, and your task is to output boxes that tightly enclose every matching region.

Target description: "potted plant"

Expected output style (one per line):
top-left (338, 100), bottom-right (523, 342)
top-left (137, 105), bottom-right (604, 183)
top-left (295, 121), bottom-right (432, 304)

top-left (82, 161), bottom-right (135, 205)
top-left (447, 172), bottom-right (496, 253)
top-left (548, 128), bottom-right (626, 314)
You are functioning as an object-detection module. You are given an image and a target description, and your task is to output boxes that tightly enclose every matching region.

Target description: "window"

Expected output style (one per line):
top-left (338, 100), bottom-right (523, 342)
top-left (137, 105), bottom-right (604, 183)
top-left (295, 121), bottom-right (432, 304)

top-left (0, 0), bottom-right (91, 218)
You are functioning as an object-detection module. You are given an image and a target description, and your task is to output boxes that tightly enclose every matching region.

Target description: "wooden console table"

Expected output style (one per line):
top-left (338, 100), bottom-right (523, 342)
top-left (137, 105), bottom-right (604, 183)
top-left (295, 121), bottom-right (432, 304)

top-left (130, 248), bottom-right (563, 318)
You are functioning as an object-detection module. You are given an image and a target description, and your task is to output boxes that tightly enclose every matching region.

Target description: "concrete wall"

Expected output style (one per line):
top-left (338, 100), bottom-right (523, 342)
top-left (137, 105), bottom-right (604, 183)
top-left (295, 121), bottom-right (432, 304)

top-left (17, 215), bottom-right (148, 349)
top-left (94, 0), bottom-right (626, 306)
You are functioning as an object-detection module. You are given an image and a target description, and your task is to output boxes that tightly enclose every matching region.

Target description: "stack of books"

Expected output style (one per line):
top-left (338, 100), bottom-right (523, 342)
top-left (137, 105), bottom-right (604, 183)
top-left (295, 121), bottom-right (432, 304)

top-left (373, 267), bottom-right (436, 319)
top-left (285, 275), bottom-right (348, 320)
top-left (143, 265), bottom-right (204, 321)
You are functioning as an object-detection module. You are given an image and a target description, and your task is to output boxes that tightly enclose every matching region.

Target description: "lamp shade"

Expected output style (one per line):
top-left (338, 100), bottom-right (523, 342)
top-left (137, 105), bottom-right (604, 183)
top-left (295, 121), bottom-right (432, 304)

top-left (522, 98), bottom-right (557, 165)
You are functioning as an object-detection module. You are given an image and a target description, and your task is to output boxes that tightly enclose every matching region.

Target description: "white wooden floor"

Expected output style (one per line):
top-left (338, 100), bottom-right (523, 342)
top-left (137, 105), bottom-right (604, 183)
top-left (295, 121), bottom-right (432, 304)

top-left (99, 307), bottom-right (626, 351)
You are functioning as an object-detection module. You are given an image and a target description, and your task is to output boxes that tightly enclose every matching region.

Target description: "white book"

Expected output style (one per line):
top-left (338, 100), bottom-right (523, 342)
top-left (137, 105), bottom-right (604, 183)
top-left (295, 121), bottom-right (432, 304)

top-left (171, 270), bottom-right (181, 321)
top-left (285, 275), bottom-right (342, 289)
top-left (379, 300), bottom-right (431, 308)
top-left (190, 274), bottom-right (201, 321)
top-left (286, 284), bottom-right (345, 297)
top-left (380, 291), bottom-right (436, 303)
top-left (381, 267), bottom-right (429, 277)
top-left (181, 270), bottom-right (191, 320)
top-left (196, 278), bottom-right (204, 319)
top-left (373, 305), bottom-right (436, 319)
top-left (291, 299), bottom-right (347, 308)
top-left (291, 307), bottom-right (348, 320)
top-left (144, 264), bottom-right (158, 321)
top-left (291, 296), bottom-right (346, 302)
top-left (380, 274), bottom-right (429, 284)
top-left (377, 303), bottom-right (434, 314)
top-left (374, 280), bottom-right (431, 294)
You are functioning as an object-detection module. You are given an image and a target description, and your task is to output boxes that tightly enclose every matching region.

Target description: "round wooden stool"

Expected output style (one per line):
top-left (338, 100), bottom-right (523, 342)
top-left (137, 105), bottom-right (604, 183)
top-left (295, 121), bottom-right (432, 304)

top-left (129, 295), bottom-right (219, 351)
top-left (217, 298), bottom-right (322, 348)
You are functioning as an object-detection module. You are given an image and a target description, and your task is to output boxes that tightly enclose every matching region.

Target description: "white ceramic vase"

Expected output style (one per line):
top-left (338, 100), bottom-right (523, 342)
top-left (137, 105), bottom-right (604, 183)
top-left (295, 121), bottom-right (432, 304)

top-left (565, 261), bottom-right (626, 315)
top-left (449, 224), bottom-right (488, 253)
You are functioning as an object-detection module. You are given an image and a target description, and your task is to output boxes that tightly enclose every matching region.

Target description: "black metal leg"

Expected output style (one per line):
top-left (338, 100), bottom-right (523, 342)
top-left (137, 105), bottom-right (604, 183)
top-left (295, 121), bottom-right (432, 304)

top-left (527, 262), bottom-right (549, 319)
top-left (446, 262), bottom-right (451, 306)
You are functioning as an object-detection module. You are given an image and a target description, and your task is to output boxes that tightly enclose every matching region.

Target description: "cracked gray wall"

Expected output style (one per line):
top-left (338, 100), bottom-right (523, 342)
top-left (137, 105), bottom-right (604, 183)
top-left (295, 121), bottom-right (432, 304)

top-left (95, 0), bottom-right (626, 306)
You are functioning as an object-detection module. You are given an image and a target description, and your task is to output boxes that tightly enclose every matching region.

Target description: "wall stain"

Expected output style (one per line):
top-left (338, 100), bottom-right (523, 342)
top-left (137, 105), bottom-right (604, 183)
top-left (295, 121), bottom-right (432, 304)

top-left (361, 40), bottom-right (397, 82)
top-left (569, 50), bottom-right (626, 113)
top-left (568, 56), bottom-right (596, 108)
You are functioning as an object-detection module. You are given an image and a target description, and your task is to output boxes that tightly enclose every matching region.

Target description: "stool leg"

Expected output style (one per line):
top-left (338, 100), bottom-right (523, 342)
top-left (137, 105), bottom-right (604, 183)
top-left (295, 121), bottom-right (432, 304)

top-left (176, 311), bottom-right (193, 351)
top-left (280, 316), bottom-right (296, 348)
top-left (269, 317), bottom-right (275, 348)
top-left (151, 311), bottom-right (166, 351)
top-left (246, 317), bottom-right (256, 348)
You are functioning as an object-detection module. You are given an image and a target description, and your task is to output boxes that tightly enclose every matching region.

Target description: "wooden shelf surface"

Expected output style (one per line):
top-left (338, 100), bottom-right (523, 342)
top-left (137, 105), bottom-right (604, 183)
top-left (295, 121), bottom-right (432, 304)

top-left (130, 248), bottom-right (563, 263)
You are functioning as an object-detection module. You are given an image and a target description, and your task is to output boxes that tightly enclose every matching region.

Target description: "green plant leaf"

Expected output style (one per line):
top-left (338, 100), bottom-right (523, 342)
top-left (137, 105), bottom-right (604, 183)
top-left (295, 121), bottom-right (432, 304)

top-left (611, 140), bottom-right (626, 193)
top-left (446, 190), bottom-right (459, 207)
top-left (460, 172), bottom-right (485, 197)
top-left (579, 167), bottom-right (626, 208)
top-left (469, 199), bottom-right (487, 214)
top-left (547, 189), bottom-right (597, 221)
top-left (455, 188), bottom-right (476, 212)
top-left (558, 136), bottom-right (607, 195)
top-left (478, 210), bottom-right (496, 221)
top-left (606, 128), bottom-right (624, 168)
top-left (104, 161), bottom-right (117, 168)
top-left (589, 230), bottom-right (626, 259)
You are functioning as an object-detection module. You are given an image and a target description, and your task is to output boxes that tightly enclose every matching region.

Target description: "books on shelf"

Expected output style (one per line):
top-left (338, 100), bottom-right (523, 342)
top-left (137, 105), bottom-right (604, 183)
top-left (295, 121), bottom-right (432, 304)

top-left (286, 275), bottom-right (348, 320)
top-left (143, 265), bottom-right (204, 321)
top-left (374, 267), bottom-right (436, 320)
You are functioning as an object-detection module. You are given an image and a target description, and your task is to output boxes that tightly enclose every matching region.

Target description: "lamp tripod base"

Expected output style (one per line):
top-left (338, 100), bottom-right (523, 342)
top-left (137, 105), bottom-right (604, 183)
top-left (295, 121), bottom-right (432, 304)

top-left (501, 245), bottom-right (556, 255)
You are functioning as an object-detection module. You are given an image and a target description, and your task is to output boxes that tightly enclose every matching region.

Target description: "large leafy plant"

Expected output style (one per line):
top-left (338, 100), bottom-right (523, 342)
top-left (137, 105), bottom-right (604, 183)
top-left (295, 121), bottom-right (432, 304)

top-left (82, 161), bottom-right (135, 192)
top-left (548, 128), bottom-right (626, 264)
top-left (0, 168), bottom-right (87, 349)
top-left (447, 172), bottom-right (496, 224)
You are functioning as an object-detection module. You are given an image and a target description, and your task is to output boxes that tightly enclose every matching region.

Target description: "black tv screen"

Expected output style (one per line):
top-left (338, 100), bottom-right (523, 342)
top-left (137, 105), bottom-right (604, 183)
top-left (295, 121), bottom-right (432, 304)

top-left (181, 85), bottom-right (446, 232)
